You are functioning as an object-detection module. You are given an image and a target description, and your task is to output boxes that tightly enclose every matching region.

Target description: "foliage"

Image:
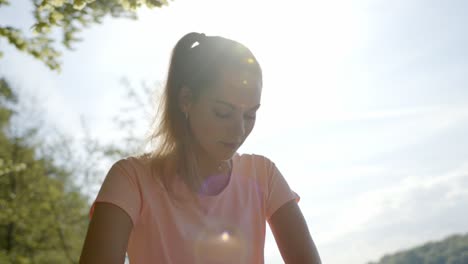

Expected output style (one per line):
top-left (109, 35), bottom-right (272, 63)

top-left (368, 233), bottom-right (468, 264)
top-left (0, 0), bottom-right (169, 71)
top-left (0, 71), bottom-right (159, 263)
top-left (0, 78), bottom-right (90, 263)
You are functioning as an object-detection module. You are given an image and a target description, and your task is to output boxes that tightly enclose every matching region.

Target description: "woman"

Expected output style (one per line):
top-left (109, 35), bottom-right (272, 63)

top-left (79, 32), bottom-right (321, 264)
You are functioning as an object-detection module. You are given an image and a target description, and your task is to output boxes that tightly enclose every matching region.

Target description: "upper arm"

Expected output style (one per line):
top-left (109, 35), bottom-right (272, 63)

top-left (79, 202), bottom-right (133, 264)
top-left (268, 200), bottom-right (322, 264)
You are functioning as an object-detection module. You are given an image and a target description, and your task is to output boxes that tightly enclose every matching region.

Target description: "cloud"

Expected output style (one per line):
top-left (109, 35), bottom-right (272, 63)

top-left (316, 163), bottom-right (468, 264)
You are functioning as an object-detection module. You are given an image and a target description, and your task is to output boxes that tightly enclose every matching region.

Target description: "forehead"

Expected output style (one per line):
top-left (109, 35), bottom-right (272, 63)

top-left (207, 71), bottom-right (262, 109)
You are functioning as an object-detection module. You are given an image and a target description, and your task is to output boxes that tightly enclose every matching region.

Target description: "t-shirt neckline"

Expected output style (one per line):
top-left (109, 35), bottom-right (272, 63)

top-left (198, 152), bottom-right (239, 199)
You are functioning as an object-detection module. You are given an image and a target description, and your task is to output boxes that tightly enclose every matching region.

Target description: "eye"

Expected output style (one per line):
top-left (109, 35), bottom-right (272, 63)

top-left (244, 110), bottom-right (257, 120)
top-left (244, 112), bottom-right (257, 120)
top-left (214, 109), bottom-right (232, 119)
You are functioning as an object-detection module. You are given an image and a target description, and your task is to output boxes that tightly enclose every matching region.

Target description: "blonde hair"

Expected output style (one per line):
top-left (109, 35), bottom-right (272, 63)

top-left (147, 32), bottom-right (262, 199)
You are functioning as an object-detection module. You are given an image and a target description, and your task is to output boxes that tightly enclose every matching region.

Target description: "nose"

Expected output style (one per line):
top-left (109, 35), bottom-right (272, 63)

top-left (230, 114), bottom-right (245, 139)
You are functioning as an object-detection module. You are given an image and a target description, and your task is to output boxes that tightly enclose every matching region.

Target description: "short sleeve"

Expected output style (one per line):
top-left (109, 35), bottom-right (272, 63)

top-left (265, 158), bottom-right (300, 220)
top-left (89, 159), bottom-right (142, 226)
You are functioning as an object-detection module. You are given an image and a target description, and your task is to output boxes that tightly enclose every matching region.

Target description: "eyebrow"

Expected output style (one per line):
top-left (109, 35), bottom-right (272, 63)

top-left (213, 99), bottom-right (261, 111)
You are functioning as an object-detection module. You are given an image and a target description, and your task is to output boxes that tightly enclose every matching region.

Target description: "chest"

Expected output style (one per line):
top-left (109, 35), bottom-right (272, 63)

top-left (135, 176), bottom-right (266, 262)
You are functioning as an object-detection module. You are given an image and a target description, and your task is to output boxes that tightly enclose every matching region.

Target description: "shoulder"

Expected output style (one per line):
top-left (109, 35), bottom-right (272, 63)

top-left (236, 153), bottom-right (276, 174)
top-left (237, 152), bottom-right (275, 164)
top-left (108, 153), bottom-right (154, 181)
top-left (237, 152), bottom-right (271, 162)
top-left (114, 153), bottom-right (151, 169)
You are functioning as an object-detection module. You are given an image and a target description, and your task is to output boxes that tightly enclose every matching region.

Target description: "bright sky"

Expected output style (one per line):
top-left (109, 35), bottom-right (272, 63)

top-left (1, 0), bottom-right (468, 263)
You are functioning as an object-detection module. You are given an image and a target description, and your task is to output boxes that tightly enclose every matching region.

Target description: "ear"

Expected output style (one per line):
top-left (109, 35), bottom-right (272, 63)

top-left (178, 86), bottom-right (192, 114)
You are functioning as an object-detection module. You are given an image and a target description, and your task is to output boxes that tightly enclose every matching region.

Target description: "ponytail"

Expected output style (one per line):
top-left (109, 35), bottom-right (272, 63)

top-left (168, 32), bottom-right (205, 91)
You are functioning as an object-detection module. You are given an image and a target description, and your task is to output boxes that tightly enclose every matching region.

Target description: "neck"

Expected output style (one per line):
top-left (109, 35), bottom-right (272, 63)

top-left (195, 150), bottom-right (231, 181)
top-left (182, 141), bottom-right (233, 194)
top-left (194, 152), bottom-right (232, 196)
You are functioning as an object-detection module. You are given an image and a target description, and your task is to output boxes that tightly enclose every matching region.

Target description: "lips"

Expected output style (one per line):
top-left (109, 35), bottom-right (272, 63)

top-left (220, 142), bottom-right (239, 149)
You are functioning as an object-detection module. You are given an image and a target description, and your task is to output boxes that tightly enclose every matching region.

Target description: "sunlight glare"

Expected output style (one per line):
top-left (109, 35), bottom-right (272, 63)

top-left (220, 231), bottom-right (230, 242)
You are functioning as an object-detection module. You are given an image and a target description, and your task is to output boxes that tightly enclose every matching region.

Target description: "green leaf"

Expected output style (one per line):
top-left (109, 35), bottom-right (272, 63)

top-left (32, 22), bottom-right (50, 34)
top-left (49, 11), bottom-right (64, 25)
top-left (73, 0), bottom-right (87, 10)
top-left (48, 0), bottom-right (66, 7)
top-left (121, 0), bottom-right (141, 11)
top-left (145, 0), bottom-right (164, 8)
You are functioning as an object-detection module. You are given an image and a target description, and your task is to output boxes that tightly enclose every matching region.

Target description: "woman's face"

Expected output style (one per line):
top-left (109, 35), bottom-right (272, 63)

top-left (187, 71), bottom-right (262, 161)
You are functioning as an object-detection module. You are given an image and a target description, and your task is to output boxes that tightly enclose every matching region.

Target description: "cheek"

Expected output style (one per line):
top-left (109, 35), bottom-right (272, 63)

top-left (244, 119), bottom-right (256, 137)
top-left (190, 111), bottom-right (223, 141)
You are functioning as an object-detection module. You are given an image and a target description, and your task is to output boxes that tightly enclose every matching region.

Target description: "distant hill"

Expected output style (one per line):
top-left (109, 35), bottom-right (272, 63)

top-left (367, 233), bottom-right (468, 264)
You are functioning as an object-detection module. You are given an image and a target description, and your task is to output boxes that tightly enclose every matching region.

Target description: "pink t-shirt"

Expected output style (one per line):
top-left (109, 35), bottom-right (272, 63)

top-left (90, 153), bottom-right (299, 264)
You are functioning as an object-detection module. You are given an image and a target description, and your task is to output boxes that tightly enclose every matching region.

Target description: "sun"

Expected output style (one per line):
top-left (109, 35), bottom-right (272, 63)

top-left (202, 0), bottom-right (366, 122)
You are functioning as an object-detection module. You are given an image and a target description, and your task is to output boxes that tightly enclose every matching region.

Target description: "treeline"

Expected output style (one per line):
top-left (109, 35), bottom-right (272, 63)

top-left (0, 77), bottom-right (148, 263)
top-left (0, 78), bottom-right (91, 263)
top-left (368, 233), bottom-right (468, 264)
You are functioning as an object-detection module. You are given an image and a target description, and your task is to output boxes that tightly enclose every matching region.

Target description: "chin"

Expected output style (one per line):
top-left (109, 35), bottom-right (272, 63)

top-left (212, 149), bottom-right (237, 161)
top-left (222, 152), bottom-right (236, 161)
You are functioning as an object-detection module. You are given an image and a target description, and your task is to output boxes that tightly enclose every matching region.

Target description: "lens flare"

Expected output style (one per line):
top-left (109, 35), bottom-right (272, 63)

top-left (193, 222), bottom-right (248, 263)
top-left (220, 231), bottom-right (230, 242)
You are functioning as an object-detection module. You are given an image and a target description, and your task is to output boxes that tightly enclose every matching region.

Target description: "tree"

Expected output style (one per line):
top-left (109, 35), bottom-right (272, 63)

top-left (0, 78), bottom-right (91, 263)
top-left (0, 0), bottom-right (169, 71)
top-left (0, 67), bottom-right (160, 262)
top-left (367, 233), bottom-right (468, 264)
